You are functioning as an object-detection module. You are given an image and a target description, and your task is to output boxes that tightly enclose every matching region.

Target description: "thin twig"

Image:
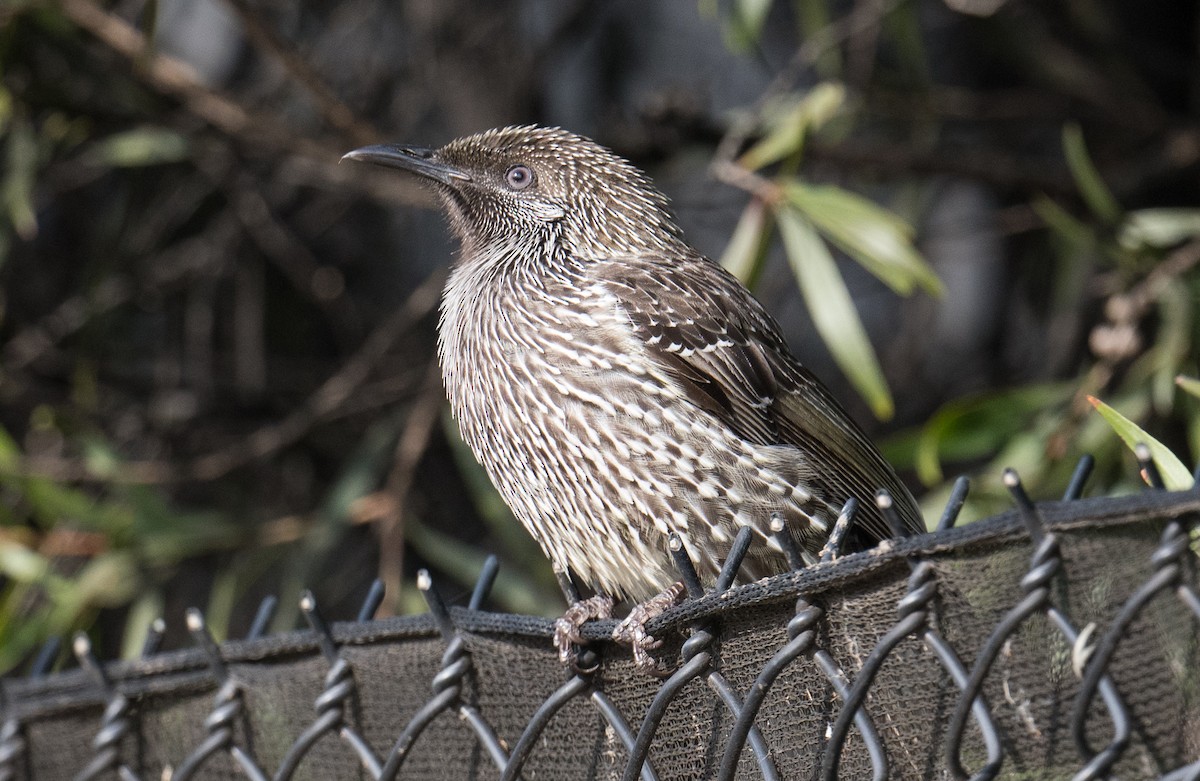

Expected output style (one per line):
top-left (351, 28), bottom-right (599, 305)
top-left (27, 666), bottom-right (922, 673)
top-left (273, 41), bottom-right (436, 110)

top-left (10, 269), bottom-right (447, 484)
top-left (2, 223), bottom-right (235, 371)
top-left (60, 0), bottom-right (259, 141)
top-left (1048, 238), bottom-right (1200, 457)
top-left (1122, 238), bottom-right (1200, 315)
top-left (710, 0), bottom-right (907, 167)
top-left (218, 0), bottom-right (381, 146)
top-left (57, 0), bottom-right (425, 205)
top-left (376, 359), bottom-right (445, 615)
top-left (806, 139), bottom-right (1073, 194)
top-left (215, 165), bottom-right (365, 340)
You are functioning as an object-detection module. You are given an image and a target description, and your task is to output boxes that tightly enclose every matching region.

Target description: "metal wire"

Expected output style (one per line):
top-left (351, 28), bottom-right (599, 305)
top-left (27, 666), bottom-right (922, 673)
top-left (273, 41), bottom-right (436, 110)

top-left (172, 611), bottom-right (267, 781)
top-left (274, 591), bottom-right (384, 778)
top-left (823, 555), bottom-right (1003, 781)
top-left (1063, 454), bottom-right (1095, 500)
top-left (247, 595), bottom-right (279, 641)
top-left (9, 462), bottom-right (1200, 781)
top-left (623, 527), bottom-right (779, 781)
top-left (1071, 516), bottom-right (1200, 772)
top-left (945, 470), bottom-right (1133, 781)
top-left (380, 562), bottom-right (512, 780)
top-left (71, 634), bottom-right (139, 781)
top-left (937, 476), bottom-right (971, 531)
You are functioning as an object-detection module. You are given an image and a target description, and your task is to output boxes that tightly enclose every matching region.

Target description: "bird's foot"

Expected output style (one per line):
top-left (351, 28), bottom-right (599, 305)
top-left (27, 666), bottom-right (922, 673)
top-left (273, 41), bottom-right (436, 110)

top-left (553, 595), bottom-right (614, 670)
top-left (612, 582), bottom-right (686, 675)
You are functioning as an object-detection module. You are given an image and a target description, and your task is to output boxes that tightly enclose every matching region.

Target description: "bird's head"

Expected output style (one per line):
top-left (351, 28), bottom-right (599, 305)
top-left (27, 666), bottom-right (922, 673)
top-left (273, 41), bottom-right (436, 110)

top-left (343, 125), bottom-right (684, 258)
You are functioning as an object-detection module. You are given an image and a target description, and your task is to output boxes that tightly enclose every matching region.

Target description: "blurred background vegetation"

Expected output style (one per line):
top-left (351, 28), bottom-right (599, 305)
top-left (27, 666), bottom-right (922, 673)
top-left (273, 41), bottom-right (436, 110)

top-left (0, 0), bottom-right (1198, 674)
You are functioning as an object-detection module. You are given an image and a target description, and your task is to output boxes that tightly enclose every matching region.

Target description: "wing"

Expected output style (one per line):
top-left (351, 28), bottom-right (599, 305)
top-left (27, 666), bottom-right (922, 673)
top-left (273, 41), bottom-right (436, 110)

top-left (595, 252), bottom-right (923, 545)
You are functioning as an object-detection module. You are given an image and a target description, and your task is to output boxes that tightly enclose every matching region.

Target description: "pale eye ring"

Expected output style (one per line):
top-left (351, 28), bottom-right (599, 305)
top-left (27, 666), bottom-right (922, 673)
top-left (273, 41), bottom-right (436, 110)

top-left (505, 164), bottom-right (534, 190)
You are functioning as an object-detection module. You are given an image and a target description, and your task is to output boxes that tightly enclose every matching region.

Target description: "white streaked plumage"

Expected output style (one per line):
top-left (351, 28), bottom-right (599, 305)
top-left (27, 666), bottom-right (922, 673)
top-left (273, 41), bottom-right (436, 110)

top-left (351, 125), bottom-right (925, 601)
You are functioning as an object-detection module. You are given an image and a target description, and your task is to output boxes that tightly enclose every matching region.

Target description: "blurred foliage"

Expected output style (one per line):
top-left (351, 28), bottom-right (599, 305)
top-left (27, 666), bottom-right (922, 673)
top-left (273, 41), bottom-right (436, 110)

top-left (1086, 393), bottom-right (1192, 490)
top-left (885, 136), bottom-right (1200, 521)
top-left (709, 2), bottom-right (1200, 527)
top-left (0, 0), bottom-right (1199, 677)
top-left (894, 140), bottom-right (1200, 519)
top-left (719, 81), bottom-right (942, 418)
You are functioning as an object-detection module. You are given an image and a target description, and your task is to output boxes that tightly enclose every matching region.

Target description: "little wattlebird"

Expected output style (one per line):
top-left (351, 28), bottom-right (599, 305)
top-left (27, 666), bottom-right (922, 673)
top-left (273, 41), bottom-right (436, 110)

top-left (344, 125), bottom-right (924, 670)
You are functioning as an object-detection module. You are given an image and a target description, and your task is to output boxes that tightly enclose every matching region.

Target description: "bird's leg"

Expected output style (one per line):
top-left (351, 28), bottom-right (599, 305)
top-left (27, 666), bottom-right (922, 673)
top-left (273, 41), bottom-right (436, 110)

top-left (553, 595), bottom-right (614, 668)
top-left (612, 581), bottom-right (686, 674)
top-left (552, 566), bottom-right (614, 668)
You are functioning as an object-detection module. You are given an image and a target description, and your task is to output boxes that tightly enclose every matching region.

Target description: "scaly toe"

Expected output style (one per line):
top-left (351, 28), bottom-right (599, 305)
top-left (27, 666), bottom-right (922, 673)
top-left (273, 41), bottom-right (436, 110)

top-left (553, 618), bottom-right (582, 666)
top-left (612, 587), bottom-right (683, 675)
top-left (552, 595), bottom-right (613, 668)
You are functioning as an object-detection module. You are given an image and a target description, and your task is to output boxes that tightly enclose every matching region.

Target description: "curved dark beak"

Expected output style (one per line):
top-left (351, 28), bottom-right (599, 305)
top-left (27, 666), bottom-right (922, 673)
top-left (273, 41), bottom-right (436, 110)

top-left (340, 144), bottom-right (471, 185)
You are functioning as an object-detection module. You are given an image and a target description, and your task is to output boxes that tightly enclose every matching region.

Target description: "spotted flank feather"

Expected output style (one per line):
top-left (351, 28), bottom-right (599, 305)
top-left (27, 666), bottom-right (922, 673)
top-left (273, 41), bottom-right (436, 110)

top-left (600, 255), bottom-right (923, 555)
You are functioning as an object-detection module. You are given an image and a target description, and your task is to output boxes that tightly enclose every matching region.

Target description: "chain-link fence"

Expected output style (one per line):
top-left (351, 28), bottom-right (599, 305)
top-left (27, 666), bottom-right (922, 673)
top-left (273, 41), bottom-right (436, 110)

top-left (2, 460), bottom-right (1199, 780)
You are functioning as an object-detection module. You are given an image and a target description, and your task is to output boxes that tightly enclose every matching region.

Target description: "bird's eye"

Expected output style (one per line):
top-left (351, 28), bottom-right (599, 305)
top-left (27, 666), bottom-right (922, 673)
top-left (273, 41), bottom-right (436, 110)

top-left (505, 165), bottom-right (534, 191)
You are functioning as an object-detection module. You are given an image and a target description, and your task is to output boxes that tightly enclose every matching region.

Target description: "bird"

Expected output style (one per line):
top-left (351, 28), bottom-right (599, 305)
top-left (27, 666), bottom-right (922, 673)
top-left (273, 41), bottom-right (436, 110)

top-left (343, 125), bottom-right (925, 668)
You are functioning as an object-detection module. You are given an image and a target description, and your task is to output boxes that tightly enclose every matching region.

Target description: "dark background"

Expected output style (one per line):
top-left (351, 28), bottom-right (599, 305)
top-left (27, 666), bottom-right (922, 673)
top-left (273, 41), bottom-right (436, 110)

top-left (1, 0), bottom-right (1197, 671)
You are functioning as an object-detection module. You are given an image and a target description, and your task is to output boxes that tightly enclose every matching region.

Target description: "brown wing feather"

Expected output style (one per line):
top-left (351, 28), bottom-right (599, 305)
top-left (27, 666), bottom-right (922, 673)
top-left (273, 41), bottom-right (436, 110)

top-left (598, 252), bottom-right (924, 545)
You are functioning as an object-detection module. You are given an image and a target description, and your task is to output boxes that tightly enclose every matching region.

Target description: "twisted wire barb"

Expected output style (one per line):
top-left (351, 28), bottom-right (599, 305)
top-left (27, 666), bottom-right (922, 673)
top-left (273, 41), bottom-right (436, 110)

top-left (822, 555), bottom-right (1006, 781)
top-left (500, 639), bottom-right (660, 781)
top-left (72, 634), bottom-right (141, 781)
top-left (172, 610), bottom-right (268, 781)
top-left (380, 558), bottom-right (511, 780)
top-left (5, 458), bottom-right (1197, 780)
top-left (720, 495), bottom-right (888, 781)
top-left (945, 470), bottom-right (1131, 781)
top-left (821, 491), bottom-right (1001, 781)
top-left (273, 589), bottom-right (384, 778)
top-left (621, 527), bottom-right (779, 781)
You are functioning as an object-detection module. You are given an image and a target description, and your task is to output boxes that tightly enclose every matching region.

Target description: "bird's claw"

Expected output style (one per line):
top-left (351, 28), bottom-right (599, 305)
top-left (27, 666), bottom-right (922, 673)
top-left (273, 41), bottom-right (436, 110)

top-left (553, 595), bottom-right (613, 669)
top-left (612, 610), bottom-right (665, 674)
top-left (611, 582), bottom-right (686, 676)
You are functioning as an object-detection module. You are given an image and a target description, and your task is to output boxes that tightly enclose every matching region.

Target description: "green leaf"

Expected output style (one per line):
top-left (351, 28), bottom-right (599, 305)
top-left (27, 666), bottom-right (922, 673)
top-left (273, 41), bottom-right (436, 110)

top-left (136, 507), bottom-right (240, 564)
top-left (82, 438), bottom-right (122, 479)
top-left (0, 540), bottom-right (51, 583)
top-left (0, 86), bottom-right (12, 134)
top-left (724, 0), bottom-right (773, 52)
top-left (910, 384), bottom-right (1073, 484)
top-left (1063, 123), bottom-right (1120, 224)
top-left (86, 127), bottom-right (190, 168)
top-left (1087, 395), bottom-right (1193, 489)
top-left (3, 117), bottom-right (39, 240)
top-left (719, 198), bottom-right (773, 286)
top-left (783, 180), bottom-right (943, 296)
top-left (21, 476), bottom-right (133, 536)
top-left (121, 590), bottom-right (163, 660)
top-left (74, 551), bottom-right (140, 608)
top-left (1033, 194), bottom-right (1096, 250)
top-left (883, 2), bottom-right (931, 86)
top-left (1176, 375), bottom-right (1200, 399)
top-left (738, 84), bottom-right (846, 171)
top-left (794, 0), bottom-right (841, 76)
top-left (204, 566), bottom-right (239, 643)
top-left (775, 206), bottom-right (893, 419)
top-left (407, 517), bottom-right (551, 616)
top-left (1119, 208), bottom-right (1200, 250)
top-left (1149, 284), bottom-right (1191, 412)
top-left (0, 426), bottom-right (21, 472)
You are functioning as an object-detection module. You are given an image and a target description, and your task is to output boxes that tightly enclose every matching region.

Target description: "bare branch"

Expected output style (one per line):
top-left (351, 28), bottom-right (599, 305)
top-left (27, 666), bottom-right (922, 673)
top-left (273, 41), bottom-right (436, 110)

top-left (218, 0), bottom-right (381, 146)
top-left (376, 360), bottom-right (445, 614)
top-left (9, 269), bottom-right (446, 484)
